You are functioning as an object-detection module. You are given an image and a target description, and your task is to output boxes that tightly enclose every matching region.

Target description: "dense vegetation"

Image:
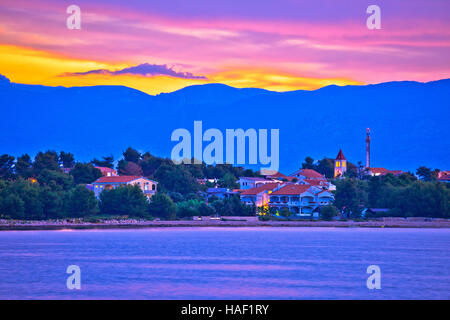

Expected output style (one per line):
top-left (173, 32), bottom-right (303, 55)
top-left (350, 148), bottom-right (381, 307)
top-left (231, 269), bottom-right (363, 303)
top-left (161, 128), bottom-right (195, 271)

top-left (332, 173), bottom-right (450, 218)
top-left (0, 150), bottom-right (448, 220)
top-left (300, 156), bottom-right (450, 218)
top-left (0, 148), bottom-right (257, 220)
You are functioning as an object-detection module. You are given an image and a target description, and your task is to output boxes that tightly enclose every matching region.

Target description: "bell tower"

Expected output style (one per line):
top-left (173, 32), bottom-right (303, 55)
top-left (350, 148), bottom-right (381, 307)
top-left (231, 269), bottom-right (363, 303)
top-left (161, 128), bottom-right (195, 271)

top-left (334, 149), bottom-right (347, 178)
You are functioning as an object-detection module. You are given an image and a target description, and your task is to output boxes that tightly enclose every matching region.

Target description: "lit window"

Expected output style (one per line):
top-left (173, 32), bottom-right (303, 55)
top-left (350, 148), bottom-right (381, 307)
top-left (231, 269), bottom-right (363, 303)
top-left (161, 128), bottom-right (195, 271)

top-left (336, 162), bottom-right (341, 167)
top-left (342, 162), bottom-right (346, 167)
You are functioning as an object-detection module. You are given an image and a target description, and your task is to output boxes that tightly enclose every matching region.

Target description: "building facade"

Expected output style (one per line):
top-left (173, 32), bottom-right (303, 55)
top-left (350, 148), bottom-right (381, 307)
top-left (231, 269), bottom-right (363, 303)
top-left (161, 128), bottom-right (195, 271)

top-left (240, 183), bottom-right (280, 208)
top-left (334, 149), bottom-right (347, 178)
top-left (268, 184), bottom-right (334, 218)
top-left (95, 166), bottom-right (118, 177)
top-left (92, 175), bottom-right (157, 199)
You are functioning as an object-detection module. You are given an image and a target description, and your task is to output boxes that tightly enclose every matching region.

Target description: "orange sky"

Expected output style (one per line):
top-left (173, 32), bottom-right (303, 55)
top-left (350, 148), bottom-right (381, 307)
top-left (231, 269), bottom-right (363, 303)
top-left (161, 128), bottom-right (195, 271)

top-left (0, 0), bottom-right (449, 94)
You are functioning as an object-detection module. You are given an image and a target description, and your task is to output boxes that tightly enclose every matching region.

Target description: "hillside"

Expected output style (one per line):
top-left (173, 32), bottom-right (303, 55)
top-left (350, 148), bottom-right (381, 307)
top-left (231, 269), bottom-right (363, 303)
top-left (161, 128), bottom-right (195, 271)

top-left (1, 75), bottom-right (449, 173)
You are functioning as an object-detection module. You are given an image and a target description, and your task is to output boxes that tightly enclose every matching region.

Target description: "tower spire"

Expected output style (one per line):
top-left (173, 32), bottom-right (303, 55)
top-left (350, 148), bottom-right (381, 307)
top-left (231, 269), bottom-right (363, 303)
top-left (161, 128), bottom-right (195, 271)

top-left (366, 128), bottom-right (371, 168)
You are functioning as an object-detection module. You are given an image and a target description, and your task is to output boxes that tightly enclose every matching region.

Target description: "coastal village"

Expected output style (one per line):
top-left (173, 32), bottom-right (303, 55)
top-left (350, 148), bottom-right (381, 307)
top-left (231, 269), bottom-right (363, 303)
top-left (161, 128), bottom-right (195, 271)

top-left (1, 128), bottom-right (448, 224)
top-left (80, 129), bottom-right (449, 219)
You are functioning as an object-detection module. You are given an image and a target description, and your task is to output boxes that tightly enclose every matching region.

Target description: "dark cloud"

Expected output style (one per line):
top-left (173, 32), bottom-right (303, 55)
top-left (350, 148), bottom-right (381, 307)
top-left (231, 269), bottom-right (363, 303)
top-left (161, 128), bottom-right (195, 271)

top-left (61, 63), bottom-right (207, 79)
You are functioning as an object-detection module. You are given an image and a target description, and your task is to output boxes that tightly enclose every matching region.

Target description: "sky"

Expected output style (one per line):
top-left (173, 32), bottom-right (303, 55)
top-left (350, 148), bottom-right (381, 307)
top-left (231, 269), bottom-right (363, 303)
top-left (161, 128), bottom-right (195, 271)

top-left (0, 0), bottom-right (449, 94)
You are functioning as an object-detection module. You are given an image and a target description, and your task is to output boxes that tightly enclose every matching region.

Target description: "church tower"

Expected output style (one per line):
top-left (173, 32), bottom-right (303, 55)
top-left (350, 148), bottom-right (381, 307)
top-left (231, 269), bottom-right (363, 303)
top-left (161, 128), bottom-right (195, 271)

top-left (334, 149), bottom-right (347, 178)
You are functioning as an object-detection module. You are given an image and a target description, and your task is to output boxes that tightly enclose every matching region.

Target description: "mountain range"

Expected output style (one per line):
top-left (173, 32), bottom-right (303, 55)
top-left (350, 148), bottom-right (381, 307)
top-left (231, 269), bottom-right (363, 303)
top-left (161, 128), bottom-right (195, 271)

top-left (1, 74), bottom-right (449, 174)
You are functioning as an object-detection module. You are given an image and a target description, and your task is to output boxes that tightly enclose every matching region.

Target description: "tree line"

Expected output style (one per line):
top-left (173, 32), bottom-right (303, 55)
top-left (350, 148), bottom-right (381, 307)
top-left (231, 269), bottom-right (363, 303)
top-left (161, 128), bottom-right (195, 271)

top-left (0, 148), bottom-right (257, 220)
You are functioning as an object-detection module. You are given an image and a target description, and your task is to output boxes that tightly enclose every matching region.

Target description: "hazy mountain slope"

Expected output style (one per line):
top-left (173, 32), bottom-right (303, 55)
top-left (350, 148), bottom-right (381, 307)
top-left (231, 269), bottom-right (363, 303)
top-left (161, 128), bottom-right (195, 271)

top-left (1, 76), bottom-right (449, 173)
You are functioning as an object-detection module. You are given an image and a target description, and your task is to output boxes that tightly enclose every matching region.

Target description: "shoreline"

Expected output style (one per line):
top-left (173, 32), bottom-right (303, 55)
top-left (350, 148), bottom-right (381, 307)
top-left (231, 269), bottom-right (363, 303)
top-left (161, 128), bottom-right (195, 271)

top-left (1, 217), bottom-right (449, 231)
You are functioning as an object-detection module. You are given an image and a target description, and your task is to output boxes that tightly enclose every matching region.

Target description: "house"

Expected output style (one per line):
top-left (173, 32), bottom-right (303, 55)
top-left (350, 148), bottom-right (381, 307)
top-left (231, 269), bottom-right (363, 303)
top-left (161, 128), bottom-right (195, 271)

top-left (238, 177), bottom-right (273, 190)
top-left (289, 168), bottom-right (327, 182)
top-left (206, 188), bottom-right (238, 200)
top-left (438, 171), bottom-right (450, 183)
top-left (95, 166), bottom-right (118, 177)
top-left (240, 183), bottom-right (280, 208)
top-left (298, 178), bottom-right (336, 191)
top-left (269, 184), bottom-right (334, 218)
top-left (197, 178), bottom-right (218, 185)
top-left (92, 176), bottom-right (157, 199)
top-left (367, 168), bottom-right (403, 176)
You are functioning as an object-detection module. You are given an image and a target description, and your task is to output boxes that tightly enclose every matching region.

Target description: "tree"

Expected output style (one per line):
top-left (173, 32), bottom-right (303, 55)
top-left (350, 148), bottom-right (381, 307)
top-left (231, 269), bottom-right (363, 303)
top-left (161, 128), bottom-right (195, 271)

top-left (91, 155), bottom-right (114, 169)
top-left (302, 157), bottom-right (315, 169)
top-left (100, 185), bottom-right (149, 217)
top-left (121, 162), bottom-right (143, 176)
top-left (198, 202), bottom-right (216, 216)
top-left (320, 205), bottom-right (339, 220)
top-left (334, 179), bottom-right (361, 218)
top-left (37, 169), bottom-right (74, 191)
top-left (140, 152), bottom-right (164, 176)
top-left (123, 147), bottom-right (141, 163)
top-left (218, 173), bottom-right (238, 189)
top-left (0, 154), bottom-right (15, 180)
top-left (176, 199), bottom-right (203, 218)
top-left (39, 186), bottom-right (65, 219)
top-left (15, 154), bottom-right (33, 179)
top-left (59, 151), bottom-right (75, 168)
top-left (316, 158), bottom-right (335, 179)
top-left (66, 185), bottom-right (99, 217)
top-left (33, 150), bottom-right (60, 174)
top-left (70, 163), bottom-right (102, 184)
top-left (344, 162), bottom-right (358, 178)
top-left (416, 166), bottom-right (438, 181)
top-left (148, 193), bottom-right (177, 220)
top-left (154, 164), bottom-right (199, 194)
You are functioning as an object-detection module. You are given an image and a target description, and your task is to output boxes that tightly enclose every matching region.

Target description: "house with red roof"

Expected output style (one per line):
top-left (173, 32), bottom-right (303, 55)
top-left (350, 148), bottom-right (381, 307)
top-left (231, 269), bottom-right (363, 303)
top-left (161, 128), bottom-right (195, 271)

top-left (95, 166), bottom-right (118, 177)
top-left (289, 168), bottom-right (327, 182)
top-left (366, 167), bottom-right (404, 177)
top-left (297, 178), bottom-right (336, 191)
top-left (92, 175), bottom-right (158, 199)
top-left (268, 184), bottom-right (334, 217)
top-left (240, 183), bottom-right (281, 208)
top-left (438, 171), bottom-right (450, 183)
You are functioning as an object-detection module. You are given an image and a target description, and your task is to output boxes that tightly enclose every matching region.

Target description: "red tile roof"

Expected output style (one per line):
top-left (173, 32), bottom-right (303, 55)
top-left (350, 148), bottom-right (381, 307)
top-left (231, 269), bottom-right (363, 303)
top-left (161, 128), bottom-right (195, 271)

top-left (95, 166), bottom-right (116, 172)
top-left (336, 149), bottom-right (346, 160)
top-left (240, 183), bottom-right (280, 195)
top-left (291, 169), bottom-right (325, 179)
top-left (369, 168), bottom-right (403, 176)
top-left (271, 184), bottom-right (311, 195)
top-left (438, 171), bottom-right (450, 179)
top-left (265, 172), bottom-right (287, 179)
top-left (94, 176), bottom-right (142, 183)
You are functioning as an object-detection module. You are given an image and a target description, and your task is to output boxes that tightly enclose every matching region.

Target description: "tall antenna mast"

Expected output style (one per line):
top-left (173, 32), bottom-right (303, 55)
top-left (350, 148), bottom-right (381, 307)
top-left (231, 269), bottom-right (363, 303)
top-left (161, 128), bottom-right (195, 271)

top-left (366, 128), bottom-right (371, 168)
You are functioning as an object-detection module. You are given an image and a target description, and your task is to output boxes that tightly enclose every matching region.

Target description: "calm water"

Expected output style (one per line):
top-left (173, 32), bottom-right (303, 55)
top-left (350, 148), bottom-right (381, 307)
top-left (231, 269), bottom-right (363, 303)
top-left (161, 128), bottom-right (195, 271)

top-left (0, 227), bottom-right (448, 300)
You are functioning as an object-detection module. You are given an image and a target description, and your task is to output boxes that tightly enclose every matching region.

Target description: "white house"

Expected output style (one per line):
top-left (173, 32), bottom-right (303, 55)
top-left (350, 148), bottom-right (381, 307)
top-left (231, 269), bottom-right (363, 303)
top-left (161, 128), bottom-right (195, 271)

top-left (269, 184), bottom-right (334, 218)
top-left (238, 177), bottom-right (273, 190)
top-left (92, 175), bottom-right (158, 199)
top-left (240, 183), bottom-right (280, 208)
top-left (289, 168), bottom-right (327, 181)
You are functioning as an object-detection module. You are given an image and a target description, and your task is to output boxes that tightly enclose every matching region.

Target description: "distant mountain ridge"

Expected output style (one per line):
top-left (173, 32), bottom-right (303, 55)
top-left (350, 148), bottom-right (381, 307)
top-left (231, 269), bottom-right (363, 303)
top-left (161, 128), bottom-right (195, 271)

top-left (1, 75), bottom-right (449, 173)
